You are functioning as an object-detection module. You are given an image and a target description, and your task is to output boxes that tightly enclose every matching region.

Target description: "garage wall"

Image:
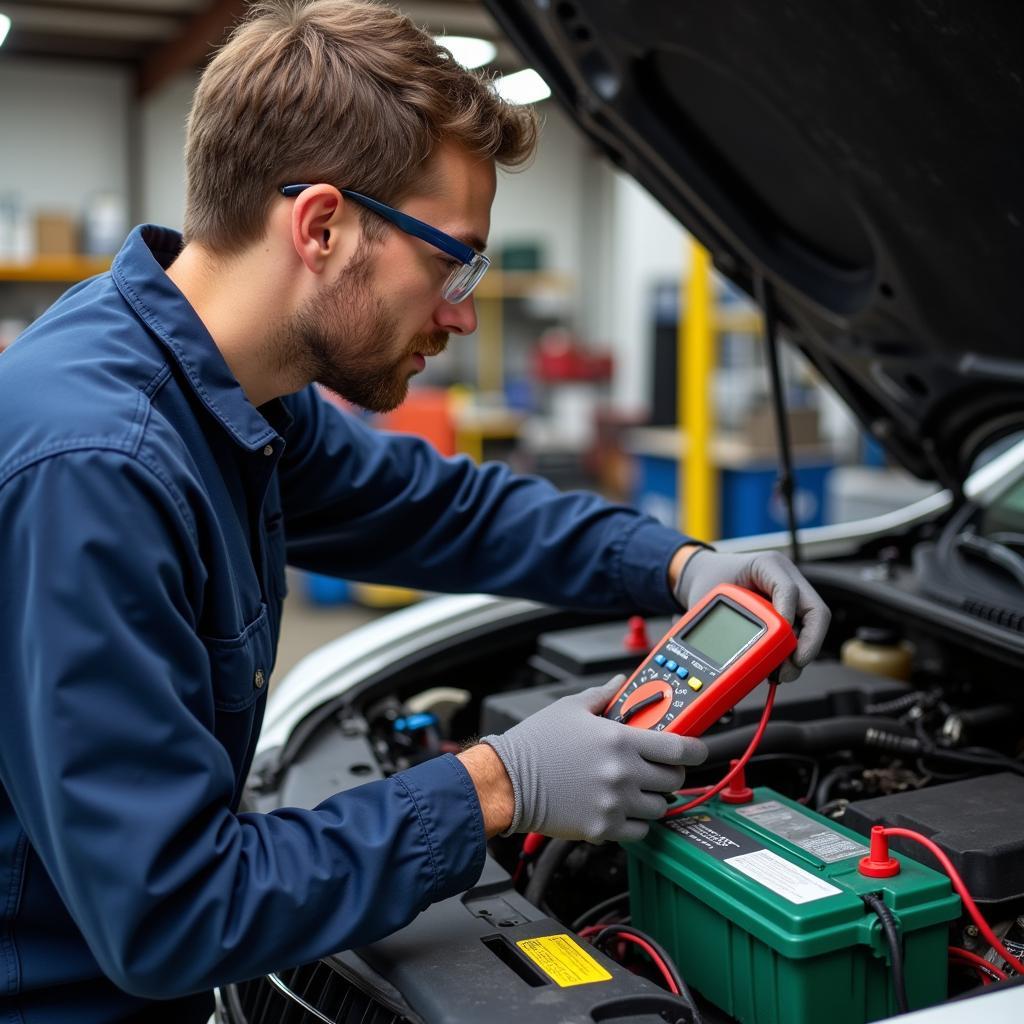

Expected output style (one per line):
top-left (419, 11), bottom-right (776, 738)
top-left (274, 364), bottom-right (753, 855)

top-left (2, 56), bottom-right (681, 416)
top-left (0, 57), bottom-right (131, 231)
top-left (608, 174), bottom-right (689, 412)
top-left (138, 85), bottom-right (590, 280)
top-left (489, 102), bottom-right (586, 276)
top-left (139, 70), bottom-right (197, 231)
top-left (578, 161), bottom-right (689, 412)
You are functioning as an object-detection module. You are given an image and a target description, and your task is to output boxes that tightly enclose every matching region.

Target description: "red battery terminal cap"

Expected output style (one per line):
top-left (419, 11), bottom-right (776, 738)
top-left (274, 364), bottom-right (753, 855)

top-left (623, 616), bottom-right (651, 653)
top-left (719, 759), bottom-right (754, 804)
top-left (858, 825), bottom-right (901, 878)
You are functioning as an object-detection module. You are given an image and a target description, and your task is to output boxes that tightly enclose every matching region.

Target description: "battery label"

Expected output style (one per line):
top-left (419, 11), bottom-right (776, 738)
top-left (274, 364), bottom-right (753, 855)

top-left (724, 849), bottom-right (843, 904)
top-left (664, 813), bottom-right (842, 904)
top-left (734, 800), bottom-right (869, 864)
top-left (516, 935), bottom-right (612, 987)
top-left (663, 813), bottom-right (763, 859)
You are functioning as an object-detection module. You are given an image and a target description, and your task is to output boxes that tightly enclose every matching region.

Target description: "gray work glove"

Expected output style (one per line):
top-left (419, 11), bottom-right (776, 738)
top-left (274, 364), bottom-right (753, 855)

top-left (673, 548), bottom-right (831, 682)
top-left (481, 676), bottom-right (707, 844)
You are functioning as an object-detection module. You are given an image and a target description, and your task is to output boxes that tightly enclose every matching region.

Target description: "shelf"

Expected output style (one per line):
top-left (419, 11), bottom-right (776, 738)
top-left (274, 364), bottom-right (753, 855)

top-left (625, 426), bottom-right (832, 468)
top-left (0, 256), bottom-right (112, 283)
top-left (474, 269), bottom-right (573, 300)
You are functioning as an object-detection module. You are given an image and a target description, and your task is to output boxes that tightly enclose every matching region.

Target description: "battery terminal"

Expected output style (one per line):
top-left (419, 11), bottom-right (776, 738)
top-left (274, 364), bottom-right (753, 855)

top-left (858, 825), bottom-right (901, 878)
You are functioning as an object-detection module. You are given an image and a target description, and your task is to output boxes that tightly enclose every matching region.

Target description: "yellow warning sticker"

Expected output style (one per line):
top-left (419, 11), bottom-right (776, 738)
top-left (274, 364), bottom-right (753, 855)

top-left (516, 934), bottom-right (612, 987)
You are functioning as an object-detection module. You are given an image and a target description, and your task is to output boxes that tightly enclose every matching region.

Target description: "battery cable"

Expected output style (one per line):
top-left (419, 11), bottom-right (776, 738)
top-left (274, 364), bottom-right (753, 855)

top-left (870, 827), bottom-right (1024, 976)
top-left (591, 924), bottom-right (703, 1024)
top-left (861, 892), bottom-right (909, 1014)
top-left (570, 891), bottom-right (629, 932)
top-left (656, 679), bottom-right (1024, 989)
top-left (590, 926), bottom-right (679, 995)
top-left (948, 946), bottom-right (1010, 984)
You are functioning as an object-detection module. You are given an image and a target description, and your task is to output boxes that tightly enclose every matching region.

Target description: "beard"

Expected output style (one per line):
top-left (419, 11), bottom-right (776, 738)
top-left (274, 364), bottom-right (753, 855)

top-left (274, 244), bottom-right (448, 413)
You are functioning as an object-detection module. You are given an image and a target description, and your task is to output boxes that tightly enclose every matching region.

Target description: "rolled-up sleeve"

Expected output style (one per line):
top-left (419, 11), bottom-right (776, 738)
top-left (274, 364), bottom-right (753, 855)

top-left (0, 449), bottom-right (484, 999)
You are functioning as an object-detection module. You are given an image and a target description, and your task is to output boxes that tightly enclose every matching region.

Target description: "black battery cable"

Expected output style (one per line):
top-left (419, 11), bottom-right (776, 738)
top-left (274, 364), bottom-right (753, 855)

top-left (861, 892), bottom-right (909, 1014)
top-left (592, 924), bottom-right (703, 1024)
top-left (570, 891), bottom-right (629, 932)
top-left (869, 828), bottom-right (1024, 975)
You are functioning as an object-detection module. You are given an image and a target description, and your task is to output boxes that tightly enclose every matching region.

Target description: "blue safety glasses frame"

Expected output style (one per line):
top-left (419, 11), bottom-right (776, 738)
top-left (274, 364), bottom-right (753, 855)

top-left (279, 184), bottom-right (490, 304)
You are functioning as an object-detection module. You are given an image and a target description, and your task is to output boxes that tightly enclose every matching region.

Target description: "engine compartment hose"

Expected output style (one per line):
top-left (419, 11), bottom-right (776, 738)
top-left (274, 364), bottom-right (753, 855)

top-left (702, 717), bottom-right (911, 763)
top-left (524, 838), bottom-right (576, 906)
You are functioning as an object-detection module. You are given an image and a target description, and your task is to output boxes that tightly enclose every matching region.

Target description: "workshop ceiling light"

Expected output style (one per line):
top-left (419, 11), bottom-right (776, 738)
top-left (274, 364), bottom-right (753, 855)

top-left (493, 68), bottom-right (551, 105)
top-left (0, 13), bottom-right (11, 48)
top-left (435, 35), bottom-right (496, 69)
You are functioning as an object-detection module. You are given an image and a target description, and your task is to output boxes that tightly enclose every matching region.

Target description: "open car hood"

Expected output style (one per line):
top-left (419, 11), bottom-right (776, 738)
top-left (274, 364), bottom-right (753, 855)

top-left (484, 0), bottom-right (1024, 486)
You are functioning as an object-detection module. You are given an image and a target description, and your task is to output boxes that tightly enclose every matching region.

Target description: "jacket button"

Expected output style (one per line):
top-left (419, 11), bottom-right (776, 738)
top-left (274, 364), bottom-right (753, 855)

top-left (254, 668), bottom-right (265, 689)
top-left (263, 444), bottom-right (274, 456)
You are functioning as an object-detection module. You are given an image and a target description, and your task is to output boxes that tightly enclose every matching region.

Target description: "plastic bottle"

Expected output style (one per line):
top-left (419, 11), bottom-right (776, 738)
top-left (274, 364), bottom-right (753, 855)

top-left (840, 626), bottom-right (913, 680)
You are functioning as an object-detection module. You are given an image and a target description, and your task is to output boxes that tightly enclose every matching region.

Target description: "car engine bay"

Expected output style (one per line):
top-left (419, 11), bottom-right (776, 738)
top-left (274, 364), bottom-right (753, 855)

top-left (223, 477), bottom-right (1024, 1024)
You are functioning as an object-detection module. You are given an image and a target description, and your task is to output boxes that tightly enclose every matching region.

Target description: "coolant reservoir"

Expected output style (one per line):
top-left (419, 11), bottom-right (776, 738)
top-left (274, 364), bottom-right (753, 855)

top-left (840, 627), bottom-right (913, 681)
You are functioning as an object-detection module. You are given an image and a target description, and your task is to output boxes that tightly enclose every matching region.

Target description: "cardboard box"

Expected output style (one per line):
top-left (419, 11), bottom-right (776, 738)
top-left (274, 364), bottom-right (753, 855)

top-left (34, 212), bottom-right (78, 257)
top-left (739, 404), bottom-right (821, 452)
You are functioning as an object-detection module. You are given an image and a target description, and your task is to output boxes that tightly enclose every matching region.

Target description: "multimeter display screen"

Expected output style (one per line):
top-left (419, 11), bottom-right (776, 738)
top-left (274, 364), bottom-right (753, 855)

top-left (682, 601), bottom-right (762, 665)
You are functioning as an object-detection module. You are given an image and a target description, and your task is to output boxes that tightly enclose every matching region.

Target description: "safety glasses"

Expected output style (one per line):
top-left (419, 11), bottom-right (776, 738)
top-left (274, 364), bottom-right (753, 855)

top-left (279, 184), bottom-right (490, 304)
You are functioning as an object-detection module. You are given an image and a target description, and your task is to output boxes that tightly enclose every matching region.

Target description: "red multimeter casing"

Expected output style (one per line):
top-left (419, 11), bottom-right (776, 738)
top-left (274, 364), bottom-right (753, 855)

top-left (603, 583), bottom-right (797, 736)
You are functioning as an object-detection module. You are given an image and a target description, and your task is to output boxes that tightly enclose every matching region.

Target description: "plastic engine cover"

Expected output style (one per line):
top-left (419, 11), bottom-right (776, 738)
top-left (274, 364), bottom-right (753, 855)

top-left (843, 772), bottom-right (1024, 913)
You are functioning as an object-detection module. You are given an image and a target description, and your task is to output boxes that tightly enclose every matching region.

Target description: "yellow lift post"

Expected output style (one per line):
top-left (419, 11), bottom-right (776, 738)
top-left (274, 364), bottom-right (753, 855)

top-left (679, 238), bottom-right (716, 541)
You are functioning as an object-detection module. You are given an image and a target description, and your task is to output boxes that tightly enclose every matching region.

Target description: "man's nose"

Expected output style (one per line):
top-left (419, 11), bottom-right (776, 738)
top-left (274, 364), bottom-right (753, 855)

top-left (436, 295), bottom-right (478, 336)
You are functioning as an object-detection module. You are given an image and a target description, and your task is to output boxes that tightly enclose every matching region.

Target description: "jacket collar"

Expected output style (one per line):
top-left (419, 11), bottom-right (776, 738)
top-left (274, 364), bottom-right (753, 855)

top-left (111, 225), bottom-right (283, 451)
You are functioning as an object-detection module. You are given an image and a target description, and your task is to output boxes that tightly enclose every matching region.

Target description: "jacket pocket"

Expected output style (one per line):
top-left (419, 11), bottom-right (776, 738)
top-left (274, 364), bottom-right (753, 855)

top-left (264, 510), bottom-right (288, 602)
top-left (201, 603), bottom-right (274, 712)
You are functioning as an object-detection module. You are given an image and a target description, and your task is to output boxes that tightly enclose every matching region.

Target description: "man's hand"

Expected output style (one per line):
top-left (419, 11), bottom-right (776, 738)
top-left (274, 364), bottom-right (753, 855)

top-left (478, 677), bottom-right (707, 844)
top-left (672, 548), bottom-right (831, 681)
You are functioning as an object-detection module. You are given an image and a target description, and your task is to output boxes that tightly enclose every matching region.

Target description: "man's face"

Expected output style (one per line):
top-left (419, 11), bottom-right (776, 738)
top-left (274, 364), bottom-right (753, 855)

top-left (282, 145), bottom-right (496, 412)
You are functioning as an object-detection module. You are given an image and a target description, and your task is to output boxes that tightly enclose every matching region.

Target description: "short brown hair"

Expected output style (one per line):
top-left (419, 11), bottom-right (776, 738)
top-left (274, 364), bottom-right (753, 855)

top-left (183, 0), bottom-right (538, 253)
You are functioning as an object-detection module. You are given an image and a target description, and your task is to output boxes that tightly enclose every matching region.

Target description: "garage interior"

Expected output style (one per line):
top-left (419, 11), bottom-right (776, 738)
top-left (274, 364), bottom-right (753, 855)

top-left (1, 2), bottom-right (1021, 1023)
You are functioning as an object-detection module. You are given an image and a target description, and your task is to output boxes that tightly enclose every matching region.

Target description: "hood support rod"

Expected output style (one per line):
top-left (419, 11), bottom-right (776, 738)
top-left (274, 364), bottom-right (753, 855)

top-left (755, 274), bottom-right (801, 563)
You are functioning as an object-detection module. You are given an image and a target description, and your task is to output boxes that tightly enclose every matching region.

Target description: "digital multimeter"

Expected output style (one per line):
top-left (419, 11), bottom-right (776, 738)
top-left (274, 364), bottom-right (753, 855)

top-left (603, 583), bottom-right (797, 736)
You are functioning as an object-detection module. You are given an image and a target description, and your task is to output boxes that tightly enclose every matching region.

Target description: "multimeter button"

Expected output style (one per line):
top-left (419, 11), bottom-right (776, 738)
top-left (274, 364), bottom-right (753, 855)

top-left (688, 678), bottom-right (703, 691)
top-left (665, 660), bottom-right (678, 672)
top-left (675, 666), bottom-right (689, 679)
top-left (653, 654), bottom-right (667, 666)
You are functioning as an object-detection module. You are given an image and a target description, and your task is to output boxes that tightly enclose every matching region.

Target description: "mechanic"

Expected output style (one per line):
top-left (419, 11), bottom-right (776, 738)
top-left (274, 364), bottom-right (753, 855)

top-left (0, 2), bottom-right (829, 1020)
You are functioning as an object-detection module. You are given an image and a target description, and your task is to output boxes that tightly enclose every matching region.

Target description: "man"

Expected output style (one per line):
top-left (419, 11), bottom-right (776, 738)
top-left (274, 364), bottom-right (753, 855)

top-left (0, 2), bottom-right (829, 1020)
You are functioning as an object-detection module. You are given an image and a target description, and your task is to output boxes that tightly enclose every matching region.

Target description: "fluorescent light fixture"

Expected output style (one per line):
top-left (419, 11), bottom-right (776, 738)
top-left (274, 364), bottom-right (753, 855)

top-left (435, 35), bottom-right (496, 70)
top-left (0, 14), bottom-right (10, 48)
top-left (493, 68), bottom-right (551, 105)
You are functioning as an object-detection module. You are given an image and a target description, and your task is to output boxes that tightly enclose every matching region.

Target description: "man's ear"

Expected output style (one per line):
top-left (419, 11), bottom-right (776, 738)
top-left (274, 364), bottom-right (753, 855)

top-left (289, 185), bottom-right (349, 273)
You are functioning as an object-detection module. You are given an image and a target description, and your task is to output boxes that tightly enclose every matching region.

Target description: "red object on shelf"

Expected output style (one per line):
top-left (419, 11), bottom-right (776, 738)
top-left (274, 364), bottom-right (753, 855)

top-left (623, 616), bottom-right (651, 653)
top-left (719, 758), bottom-right (754, 804)
top-left (531, 330), bottom-right (613, 382)
top-left (858, 825), bottom-right (901, 878)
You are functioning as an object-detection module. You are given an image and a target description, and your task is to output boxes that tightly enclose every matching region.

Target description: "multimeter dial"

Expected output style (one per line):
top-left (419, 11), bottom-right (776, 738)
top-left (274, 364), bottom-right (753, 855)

top-left (602, 584), bottom-right (797, 738)
top-left (605, 665), bottom-right (692, 732)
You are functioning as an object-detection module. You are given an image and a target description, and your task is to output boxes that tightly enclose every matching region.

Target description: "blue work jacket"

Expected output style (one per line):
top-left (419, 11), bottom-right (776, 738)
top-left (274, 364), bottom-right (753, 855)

top-left (0, 226), bottom-right (691, 1022)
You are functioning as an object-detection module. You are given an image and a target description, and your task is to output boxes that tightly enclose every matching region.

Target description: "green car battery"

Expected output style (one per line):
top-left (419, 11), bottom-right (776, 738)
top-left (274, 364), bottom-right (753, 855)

top-left (625, 788), bottom-right (961, 1024)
